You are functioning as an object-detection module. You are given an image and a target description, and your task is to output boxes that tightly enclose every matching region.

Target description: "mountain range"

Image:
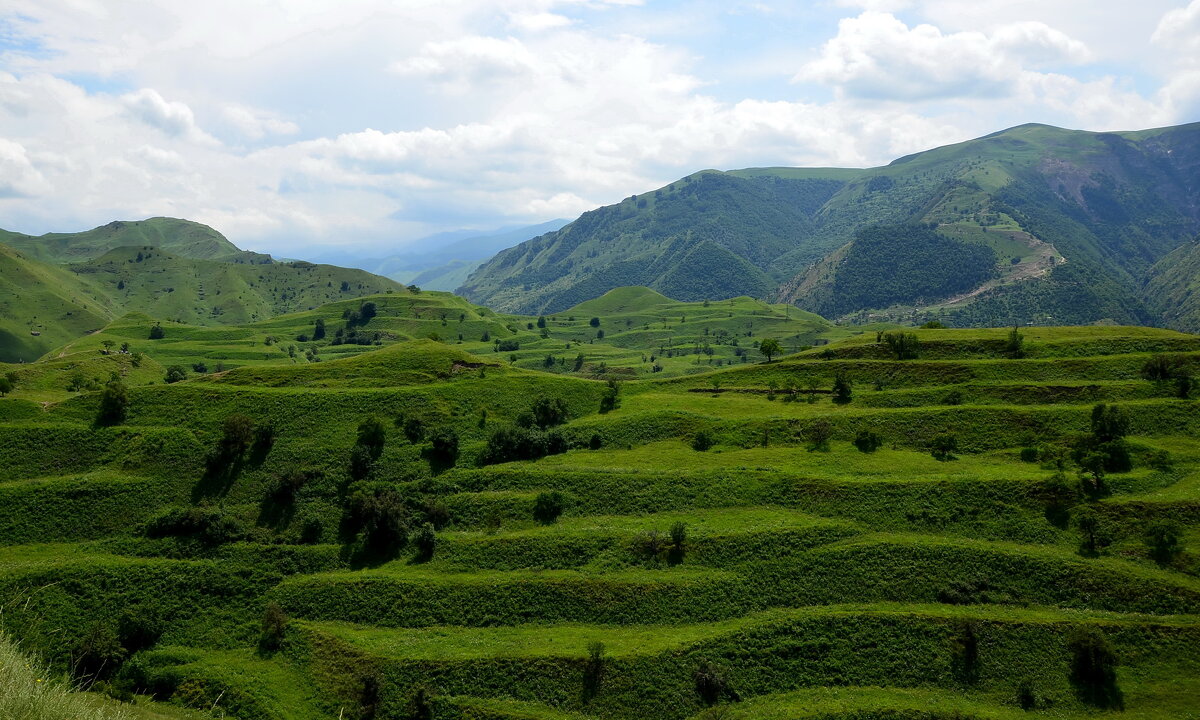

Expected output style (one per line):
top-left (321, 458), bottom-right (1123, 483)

top-left (458, 122), bottom-right (1200, 331)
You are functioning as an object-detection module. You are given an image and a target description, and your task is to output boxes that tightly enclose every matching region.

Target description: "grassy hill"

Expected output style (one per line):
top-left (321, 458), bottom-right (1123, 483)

top-left (0, 301), bottom-right (1198, 717)
top-left (0, 239), bottom-right (405, 363)
top-left (0, 217), bottom-right (260, 264)
top-left (461, 122), bottom-right (1200, 329)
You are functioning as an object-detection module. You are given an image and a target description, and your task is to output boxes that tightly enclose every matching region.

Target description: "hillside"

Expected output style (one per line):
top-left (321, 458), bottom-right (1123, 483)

top-left (0, 217), bottom-right (263, 264)
top-left (1, 321), bottom-right (1199, 718)
top-left (0, 243), bottom-right (117, 362)
top-left (1145, 235), bottom-right (1200, 333)
top-left (460, 122), bottom-right (1200, 328)
top-left (0, 227), bottom-right (406, 362)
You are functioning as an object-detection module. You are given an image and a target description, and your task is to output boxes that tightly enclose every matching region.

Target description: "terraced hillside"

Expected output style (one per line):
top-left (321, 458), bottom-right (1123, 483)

top-left (1, 320), bottom-right (1198, 719)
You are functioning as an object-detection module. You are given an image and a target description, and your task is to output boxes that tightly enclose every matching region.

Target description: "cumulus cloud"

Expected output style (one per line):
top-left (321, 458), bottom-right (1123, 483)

top-left (0, 139), bottom-right (48, 197)
top-left (796, 12), bottom-right (1091, 101)
top-left (1151, 0), bottom-right (1200, 55)
top-left (121, 88), bottom-right (218, 145)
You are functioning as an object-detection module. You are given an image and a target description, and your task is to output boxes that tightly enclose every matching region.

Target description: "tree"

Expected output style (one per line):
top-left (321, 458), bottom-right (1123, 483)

top-left (101, 339), bottom-right (115, 354)
top-left (1067, 628), bottom-right (1122, 709)
top-left (1005, 326), bottom-right (1025, 358)
top-left (313, 318), bottom-right (326, 340)
top-left (0, 377), bottom-right (11, 396)
top-left (589, 317), bottom-right (600, 327)
top-left (96, 380), bottom-right (129, 426)
top-left (359, 301), bottom-right (377, 322)
top-left (883, 331), bottom-right (919, 359)
top-left (149, 323), bottom-right (164, 340)
top-left (357, 416), bottom-right (387, 459)
top-left (258, 602), bottom-right (288, 654)
top-left (574, 353), bottom-right (585, 371)
top-left (693, 659), bottom-right (739, 706)
top-left (164, 365), bottom-right (187, 383)
top-left (413, 522), bottom-right (437, 560)
top-left (691, 430), bottom-right (715, 451)
top-left (347, 486), bottom-right (409, 558)
top-left (831, 373), bottom-right (853, 404)
top-left (531, 396), bottom-right (569, 429)
top-left (599, 379), bottom-right (620, 413)
top-left (1075, 508), bottom-right (1110, 556)
top-left (427, 426), bottom-right (460, 466)
top-left (806, 419), bottom-right (833, 451)
top-left (854, 430), bottom-right (883, 453)
top-left (931, 434), bottom-right (958, 461)
top-left (759, 337), bottom-right (782, 362)
top-left (537, 315), bottom-right (547, 328)
top-left (583, 641), bottom-right (606, 701)
top-left (669, 521), bottom-right (687, 564)
top-left (1145, 519), bottom-right (1184, 565)
top-left (72, 622), bottom-right (126, 685)
top-left (1090, 403), bottom-right (1129, 443)
top-left (533, 490), bottom-right (566, 524)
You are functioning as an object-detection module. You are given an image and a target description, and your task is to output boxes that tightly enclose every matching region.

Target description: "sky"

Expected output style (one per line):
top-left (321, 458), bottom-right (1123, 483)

top-left (0, 0), bottom-right (1198, 257)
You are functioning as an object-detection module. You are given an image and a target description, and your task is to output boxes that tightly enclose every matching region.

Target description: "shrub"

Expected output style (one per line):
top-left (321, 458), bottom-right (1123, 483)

top-left (599, 380), bottom-right (620, 413)
top-left (883, 331), bottom-right (919, 359)
top-left (1177, 372), bottom-right (1193, 399)
top-left (482, 425), bottom-right (567, 464)
top-left (589, 317), bottom-right (600, 327)
top-left (853, 430), bottom-right (883, 453)
top-left (806, 419), bottom-right (833, 451)
top-left (346, 486), bottom-right (410, 558)
top-left (349, 444), bottom-right (375, 480)
top-left (495, 339), bottom-right (519, 352)
top-left (144, 507), bottom-right (245, 545)
top-left (427, 427), bottom-right (459, 466)
top-left (942, 389), bottom-right (964, 405)
top-left (1090, 403), bottom-right (1129, 442)
top-left (313, 318), bottom-right (326, 340)
top-left (930, 434), bottom-right (958, 461)
top-left (1075, 508), bottom-right (1111, 556)
top-left (1005, 326), bottom-right (1025, 358)
top-left (693, 659), bottom-right (738, 706)
top-left (691, 430), bottom-right (715, 452)
top-left (95, 380), bottom-right (129, 426)
top-left (1141, 354), bottom-right (1180, 381)
top-left (950, 622), bottom-right (980, 685)
top-left (413, 522), bottom-right (437, 561)
top-left (1145, 519), bottom-right (1184, 565)
top-left (583, 641), bottom-right (605, 700)
top-left (1067, 628), bottom-right (1122, 709)
top-left (531, 396), bottom-right (569, 428)
top-left (0, 377), bottom-right (11, 396)
top-left (258, 602), bottom-right (288, 654)
top-left (533, 490), bottom-right (566, 524)
top-left (1019, 446), bottom-right (1039, 463)
top-left (148, 324), bottom-right (164, 340)
top-left (164, 365), bottom-right (187, 383)
top-left (219, 414), bottom-right (256, 457)
top-left (831, 373), bottom-right (853, 404)
top-left (356, 417), bottom-right (387, 459)
top-left (71, 623), bottom-right (125, 685)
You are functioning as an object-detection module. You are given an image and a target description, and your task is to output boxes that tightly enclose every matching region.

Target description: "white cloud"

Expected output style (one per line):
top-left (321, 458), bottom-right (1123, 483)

top-left (1152, 0), bottom-right (1200, 55)
top-left (121, 88), bottom-right (218, 145)
top-left (834, 0), bottom-right (913, 11)
top-left (509, 12), bottom-right (573, 31)
top-left (221, 105), bottom-right (300, 140)
top-left (0, 139), bottom-right (48, 198)
top-left (796, 12), bottom-right (1091, 101)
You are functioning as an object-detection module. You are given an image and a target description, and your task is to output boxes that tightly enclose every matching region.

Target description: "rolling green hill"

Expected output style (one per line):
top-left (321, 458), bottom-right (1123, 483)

top-left (1, 314), bottom-right (1199, 718)
top-left (0, 225), bottom-right (406, 362)
top-left (0, 217), bottom-right (262, 264)
top-left (461, 122), bottom-right (1200, 329)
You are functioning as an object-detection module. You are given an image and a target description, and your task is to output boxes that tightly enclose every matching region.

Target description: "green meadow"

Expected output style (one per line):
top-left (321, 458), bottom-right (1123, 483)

top-left (1, 288), bottom-right (1199, 718)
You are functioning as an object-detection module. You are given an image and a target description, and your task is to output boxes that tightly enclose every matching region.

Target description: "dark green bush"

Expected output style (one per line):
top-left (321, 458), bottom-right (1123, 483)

top-left (691, 430), bottom-right (715, 452)
top-left (164, 365), bottom-right (187, 383)
top-left (854, 430), bottom-right (883, 453)
top-left (533, 490), bottom-right (566, 524)
top-left (427, 427), bottom-right (460, 466)
top-left (258, 601), bottom-right (288, 654)
top-left (96, 380), bottom-right (129, 426)
top-left (1067, 627), bottom-right (1123, 709)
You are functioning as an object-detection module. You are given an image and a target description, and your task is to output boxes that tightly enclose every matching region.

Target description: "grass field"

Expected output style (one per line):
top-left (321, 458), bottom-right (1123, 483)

top-left (0, 292), bottom-right (1198, 718)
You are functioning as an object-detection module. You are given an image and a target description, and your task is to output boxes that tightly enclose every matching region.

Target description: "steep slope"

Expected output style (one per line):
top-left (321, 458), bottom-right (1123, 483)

top-left (462, 122), bottom-right (1200, 328)
top-left (0, 244), bottom-right (116, 362)
top-left (0, 217), bottom-right (260, 264)
top-left (458, 170), bottom-right (852, 313)
top-left (1145, 235), bottom-right (1200, 332)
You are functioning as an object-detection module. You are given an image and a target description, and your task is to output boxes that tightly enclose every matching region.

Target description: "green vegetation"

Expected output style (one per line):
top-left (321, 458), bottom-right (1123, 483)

top-left (464, 122), bottom-right (1200, 333)
top-left (2, 287), bottom-right (1200, 719)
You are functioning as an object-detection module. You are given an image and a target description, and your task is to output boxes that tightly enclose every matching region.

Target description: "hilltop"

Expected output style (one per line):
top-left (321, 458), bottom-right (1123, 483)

top-left (0, 217), bottom-right (264, 264)
top-left (0, 224), bottom-right (405, 362)
top-left (460, 122), bottom-right (1200, 329)
top-left (0, 315), bottom-right (1198, 718)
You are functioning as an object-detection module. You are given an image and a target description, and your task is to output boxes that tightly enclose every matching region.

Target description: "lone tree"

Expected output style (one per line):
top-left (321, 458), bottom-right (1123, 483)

top-left (759, 337), bottom-right (783, 362)
top-left (96, 380), bottom-right (129, 426)
top-left (883, 331), bottom-right (920, 360)
top-left (931, 434), bottom-right (959, 461)
top-left (357, 416), bottom-right (387, 459)
top-left (1005, 325), bottom-right (1025, 358)
top-left (1145, 519), bottom-right (1184, 565)
top-left (149, 323), bottom-right (165, 340)
top-left (832, 373), bottom-right (853, 404)
top-left (258, 602), bottom-right (288, 654)
top-left (1068, 628), bottom-right (1123, 709)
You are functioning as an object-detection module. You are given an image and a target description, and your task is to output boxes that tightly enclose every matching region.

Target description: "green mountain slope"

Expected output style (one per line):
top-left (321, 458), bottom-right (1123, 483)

top-left (462, 122), bottom-right (1200, 328)
top-left (0, 217), bottom-right (260, 264)
top-left (0, 244), bottom-right (117, 362)
top-left (2, 320), bottom-right (1199, 718)
top-left (1146, 235), bottom-right (1200, 333)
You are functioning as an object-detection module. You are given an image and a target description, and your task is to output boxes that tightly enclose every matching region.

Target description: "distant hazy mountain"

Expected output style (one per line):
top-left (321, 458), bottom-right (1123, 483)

top-left (343, 219), bottom-right (570, 290)
top-left (460, 122), bottom-right (1200, 329)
